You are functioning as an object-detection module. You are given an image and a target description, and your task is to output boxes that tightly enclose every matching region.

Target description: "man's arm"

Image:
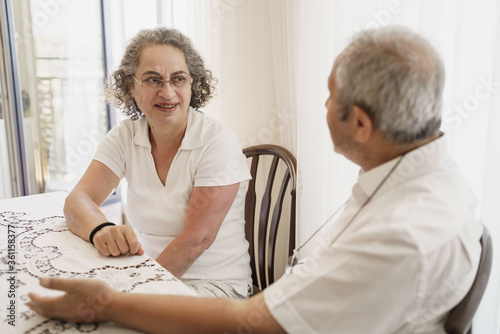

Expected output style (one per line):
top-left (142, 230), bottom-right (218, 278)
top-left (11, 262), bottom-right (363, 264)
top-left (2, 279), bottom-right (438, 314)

top-left (27, 278), bottom-right (285, 334)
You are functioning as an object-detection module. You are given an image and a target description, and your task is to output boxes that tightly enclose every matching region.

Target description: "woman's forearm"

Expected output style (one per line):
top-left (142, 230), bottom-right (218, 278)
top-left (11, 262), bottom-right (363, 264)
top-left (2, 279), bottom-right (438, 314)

top-left (156, 184), bottom-right (239, 278)
top-left (155, 231), bottom-right (212, 278)
top-left (64, 190), bottom-right (110, 241)
top-left (63, 159), bottom-right (121, 242)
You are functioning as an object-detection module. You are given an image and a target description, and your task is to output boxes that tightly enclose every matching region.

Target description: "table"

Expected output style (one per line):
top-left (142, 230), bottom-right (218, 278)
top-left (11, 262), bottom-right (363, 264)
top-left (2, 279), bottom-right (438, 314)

top-left (0, 192), bottom-right (197, 334)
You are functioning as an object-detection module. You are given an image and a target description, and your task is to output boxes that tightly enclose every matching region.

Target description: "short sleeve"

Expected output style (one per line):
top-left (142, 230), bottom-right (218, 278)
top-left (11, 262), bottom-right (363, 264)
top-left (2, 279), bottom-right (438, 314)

top-left (194, 128), bottom-right (251, 187)
top-left (263, 226), bottom-right (423, 334)
top-left (93, 121), bottom-right (132, 179)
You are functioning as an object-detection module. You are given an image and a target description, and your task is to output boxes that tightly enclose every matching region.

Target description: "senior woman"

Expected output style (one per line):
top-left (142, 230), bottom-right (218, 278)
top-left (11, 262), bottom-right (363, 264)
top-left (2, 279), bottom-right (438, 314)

top-left (64, 27), bottom-right (252, 298)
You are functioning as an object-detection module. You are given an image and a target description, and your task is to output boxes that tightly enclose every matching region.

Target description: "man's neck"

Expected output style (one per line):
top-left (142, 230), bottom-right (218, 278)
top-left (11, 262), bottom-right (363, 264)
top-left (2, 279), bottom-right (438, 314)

top-left (359, 132), bottom-right (441, 171)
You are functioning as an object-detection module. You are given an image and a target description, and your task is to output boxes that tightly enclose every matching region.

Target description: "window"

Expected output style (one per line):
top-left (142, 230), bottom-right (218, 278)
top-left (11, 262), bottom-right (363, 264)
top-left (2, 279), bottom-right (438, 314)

top-left (0, 0), bottom-right (108, 197)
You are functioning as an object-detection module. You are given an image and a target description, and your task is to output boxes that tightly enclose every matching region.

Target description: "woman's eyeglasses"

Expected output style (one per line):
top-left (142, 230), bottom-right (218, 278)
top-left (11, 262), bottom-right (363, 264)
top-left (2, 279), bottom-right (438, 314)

top-left (131, 74), bottom-right (193, 90)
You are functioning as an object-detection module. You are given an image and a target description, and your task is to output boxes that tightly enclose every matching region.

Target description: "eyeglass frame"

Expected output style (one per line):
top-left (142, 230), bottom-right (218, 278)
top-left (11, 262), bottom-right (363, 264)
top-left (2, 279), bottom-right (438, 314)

top-left (131, 73), bottom-right (193, 90)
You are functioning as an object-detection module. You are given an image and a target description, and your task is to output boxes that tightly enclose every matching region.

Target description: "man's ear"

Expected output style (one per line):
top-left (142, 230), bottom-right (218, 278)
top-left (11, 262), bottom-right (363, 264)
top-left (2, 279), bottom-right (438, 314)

top-left (350, 105), bottom-right (374, 143)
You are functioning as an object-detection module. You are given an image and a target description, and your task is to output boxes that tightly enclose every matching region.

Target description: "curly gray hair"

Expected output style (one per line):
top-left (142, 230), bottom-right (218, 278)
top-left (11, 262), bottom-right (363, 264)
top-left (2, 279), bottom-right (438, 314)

top-left (106, 27), bottom-right (216, 120)
top-left (334, 26), bottom-right (445, 143)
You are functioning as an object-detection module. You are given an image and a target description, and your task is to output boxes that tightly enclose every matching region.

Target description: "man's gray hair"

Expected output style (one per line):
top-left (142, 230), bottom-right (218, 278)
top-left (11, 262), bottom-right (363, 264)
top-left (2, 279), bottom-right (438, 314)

top-left (335, 26), bottom-right (445, 143)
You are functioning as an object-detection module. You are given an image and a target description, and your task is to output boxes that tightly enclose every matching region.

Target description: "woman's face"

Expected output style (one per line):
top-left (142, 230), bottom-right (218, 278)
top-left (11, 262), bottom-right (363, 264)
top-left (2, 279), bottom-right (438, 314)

top-left (130, 44), bottom-right (192, 132)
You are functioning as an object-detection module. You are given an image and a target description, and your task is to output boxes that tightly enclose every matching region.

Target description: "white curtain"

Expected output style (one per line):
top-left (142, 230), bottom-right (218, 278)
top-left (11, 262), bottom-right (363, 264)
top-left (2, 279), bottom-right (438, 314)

top-left (211, 0), bottom-right (298, 152)
top-left (162, 0), bottom-right (500, 331)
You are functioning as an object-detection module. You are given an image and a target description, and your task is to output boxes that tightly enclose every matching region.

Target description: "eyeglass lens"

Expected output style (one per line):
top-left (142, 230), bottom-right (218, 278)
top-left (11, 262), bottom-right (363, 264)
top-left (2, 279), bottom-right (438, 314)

top-left (136, 75), bottom-right (191, 89)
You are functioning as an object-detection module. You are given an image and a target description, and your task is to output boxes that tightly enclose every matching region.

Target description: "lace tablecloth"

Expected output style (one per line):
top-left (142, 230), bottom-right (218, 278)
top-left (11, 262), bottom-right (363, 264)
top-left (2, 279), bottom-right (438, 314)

top-left (0, 192), bottom-right (197, 334)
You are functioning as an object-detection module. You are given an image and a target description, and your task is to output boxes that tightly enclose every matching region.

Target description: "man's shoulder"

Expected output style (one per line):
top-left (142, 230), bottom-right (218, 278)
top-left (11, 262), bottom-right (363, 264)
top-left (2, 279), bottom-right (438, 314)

top-left (363, 161), bottom-right (478, 256)
top-left (381, 180), bottom-right (478, 256)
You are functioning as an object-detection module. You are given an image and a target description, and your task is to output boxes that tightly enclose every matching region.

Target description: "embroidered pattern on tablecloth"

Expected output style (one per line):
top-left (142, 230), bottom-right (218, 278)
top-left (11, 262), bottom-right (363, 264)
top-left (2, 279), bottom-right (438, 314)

top-left (0, 211), bottom-right (183, 333)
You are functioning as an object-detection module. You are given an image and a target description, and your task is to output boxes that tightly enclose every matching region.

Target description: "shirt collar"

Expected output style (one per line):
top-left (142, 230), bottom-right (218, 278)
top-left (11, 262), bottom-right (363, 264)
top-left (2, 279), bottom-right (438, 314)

top-left (180, 107), bottom-right (204, 150)
top-left (356, 134), bottom-right (448, 199)
top-left (133, 116), bottom-right (150, 148)
top-left (133, 107), bottom-right (204, 150)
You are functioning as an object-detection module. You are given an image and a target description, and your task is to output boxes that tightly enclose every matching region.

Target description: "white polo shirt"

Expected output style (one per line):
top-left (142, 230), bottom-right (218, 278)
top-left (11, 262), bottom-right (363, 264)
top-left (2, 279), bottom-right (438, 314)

top-left (94, 108), bottom-right (252, 295)
top-left (264, 135), bottom-right (482, 333)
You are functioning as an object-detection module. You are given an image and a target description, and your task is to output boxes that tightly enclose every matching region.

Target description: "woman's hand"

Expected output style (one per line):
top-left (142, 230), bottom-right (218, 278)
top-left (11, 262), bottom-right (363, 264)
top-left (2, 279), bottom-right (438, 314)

top-left (93, 225), bottom-right (144, 256)
top-left (27, 278), bottom-right (117, 323)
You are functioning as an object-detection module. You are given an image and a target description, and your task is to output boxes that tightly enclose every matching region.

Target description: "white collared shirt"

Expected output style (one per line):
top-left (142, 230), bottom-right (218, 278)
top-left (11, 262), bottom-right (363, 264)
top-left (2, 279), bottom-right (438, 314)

top-left (264, 135), bottom-right (482, 333)
top-left (94, 108), bottom-right (252, 295)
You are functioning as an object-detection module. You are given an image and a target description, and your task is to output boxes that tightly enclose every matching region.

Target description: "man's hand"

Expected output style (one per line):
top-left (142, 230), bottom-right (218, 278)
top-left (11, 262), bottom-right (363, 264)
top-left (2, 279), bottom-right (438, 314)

top-left (92, 225), bottom-right (144, 256)
top-left (27, 278), bottom-right (117, 323)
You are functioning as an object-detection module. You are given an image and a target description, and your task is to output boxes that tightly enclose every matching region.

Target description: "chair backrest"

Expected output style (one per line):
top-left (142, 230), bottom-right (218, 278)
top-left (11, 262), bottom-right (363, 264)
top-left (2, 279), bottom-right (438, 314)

top-left (444, 223), bottom-right (493, 334)
top-left (243, 144), bottom-right (297, 291)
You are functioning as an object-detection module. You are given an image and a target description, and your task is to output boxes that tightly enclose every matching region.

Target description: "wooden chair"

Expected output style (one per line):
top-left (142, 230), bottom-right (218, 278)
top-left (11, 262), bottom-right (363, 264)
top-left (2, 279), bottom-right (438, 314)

top-left (243, 144), bottom-right (297, 293)
top-left (444, 223), bottom-right (493, 334)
